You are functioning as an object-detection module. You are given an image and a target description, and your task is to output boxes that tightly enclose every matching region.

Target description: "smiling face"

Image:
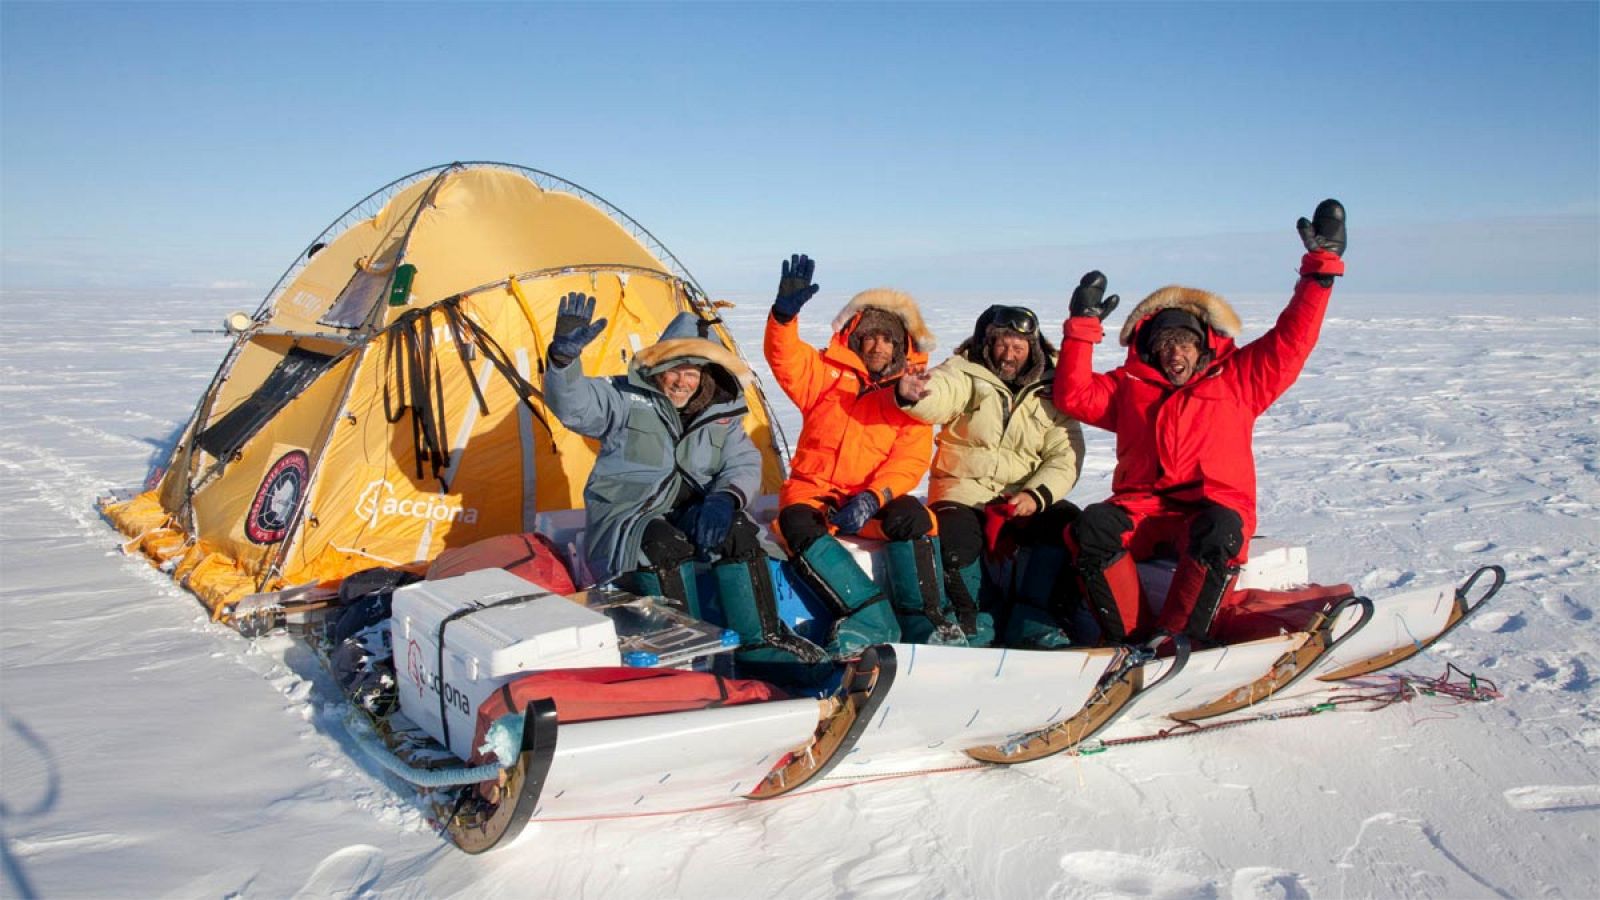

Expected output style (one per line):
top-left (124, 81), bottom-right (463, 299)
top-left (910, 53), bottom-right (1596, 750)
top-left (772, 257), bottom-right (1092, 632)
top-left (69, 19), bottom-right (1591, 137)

top-left (987, 333), bottom-right (1032, 381)
top-left (857, 331), bottom-right (897, 376)
top-left (1152, 328), bottom-right (1203, 386)
top-left (654, 363), bottom-right (704, 408)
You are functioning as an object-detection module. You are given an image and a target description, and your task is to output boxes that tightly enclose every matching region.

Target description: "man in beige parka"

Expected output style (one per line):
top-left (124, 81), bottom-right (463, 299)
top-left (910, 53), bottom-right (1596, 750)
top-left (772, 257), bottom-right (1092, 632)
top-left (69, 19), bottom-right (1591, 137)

top-left (897, 304), bottom-right (1086, 647)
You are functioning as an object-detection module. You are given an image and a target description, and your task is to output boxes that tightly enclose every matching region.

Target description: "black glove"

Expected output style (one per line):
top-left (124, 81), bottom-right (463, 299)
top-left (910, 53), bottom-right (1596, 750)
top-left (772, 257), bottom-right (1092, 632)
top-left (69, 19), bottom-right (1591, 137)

top-left (1297, 199), bottom-right (1346, 258)
top-left (1069, 270), bottom-right (1120, 320)
top-left (547, 292), bottom-right (608, 367)
top-left (692, 492), bottom-right (737, 550)
top-left (772, 254), bottom-right (820, 323)
top-left (829, 490), bottom-right (882, 535)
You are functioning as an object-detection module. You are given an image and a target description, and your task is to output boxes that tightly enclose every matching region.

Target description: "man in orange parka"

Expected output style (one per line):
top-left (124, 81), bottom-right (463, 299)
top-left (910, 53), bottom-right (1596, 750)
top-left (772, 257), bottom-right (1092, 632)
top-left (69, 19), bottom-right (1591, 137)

top-left (1053, 200), bottom-right (1347, 645)
top-left (765, 254), bottom-right (966, 656)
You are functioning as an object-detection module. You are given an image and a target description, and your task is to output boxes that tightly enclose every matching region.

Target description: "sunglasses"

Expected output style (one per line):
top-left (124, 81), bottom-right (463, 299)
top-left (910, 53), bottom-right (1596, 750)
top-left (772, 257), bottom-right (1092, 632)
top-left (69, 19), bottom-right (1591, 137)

top-left (985, 305), bottom-right (1038, 336)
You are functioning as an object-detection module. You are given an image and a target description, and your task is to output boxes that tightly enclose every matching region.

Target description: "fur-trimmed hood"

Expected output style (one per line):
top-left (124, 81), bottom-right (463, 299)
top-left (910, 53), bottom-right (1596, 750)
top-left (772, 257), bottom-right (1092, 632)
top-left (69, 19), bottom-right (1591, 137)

top-left (830, 288), bottom-right (937, 354)
top-left (633, 335), bottom-right (754, 417)
top-left (1118, 286), bottom-right (1242, 347)
top-left (1117, 285), bottom-right (1244, 378)
top-left (634, 336), bottom-right (754, 385)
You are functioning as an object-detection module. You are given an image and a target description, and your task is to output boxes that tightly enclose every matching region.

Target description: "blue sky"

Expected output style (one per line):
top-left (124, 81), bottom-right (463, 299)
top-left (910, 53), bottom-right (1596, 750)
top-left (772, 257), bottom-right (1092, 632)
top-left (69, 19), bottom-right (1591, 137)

top-left (2, 1), bottom-right (1596, 301)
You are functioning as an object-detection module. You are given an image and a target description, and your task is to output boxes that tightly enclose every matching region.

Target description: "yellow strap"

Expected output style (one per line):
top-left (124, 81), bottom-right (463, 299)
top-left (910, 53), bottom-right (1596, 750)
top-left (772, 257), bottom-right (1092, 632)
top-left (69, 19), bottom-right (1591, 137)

top-left (505, 277), bottom-right (545, 350)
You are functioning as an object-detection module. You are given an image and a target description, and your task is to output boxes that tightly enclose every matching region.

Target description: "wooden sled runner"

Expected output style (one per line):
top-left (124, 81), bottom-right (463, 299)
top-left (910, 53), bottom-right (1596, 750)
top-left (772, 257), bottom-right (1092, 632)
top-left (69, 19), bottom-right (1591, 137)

top-left (747, 646), bottom-right (897, 799)
top-left (1317, 565), bottom-right (1504, 682)
top-left (1171, 594), bottom-right (1375, 722)
top-left (965, 637), bottom-right (1192, 764)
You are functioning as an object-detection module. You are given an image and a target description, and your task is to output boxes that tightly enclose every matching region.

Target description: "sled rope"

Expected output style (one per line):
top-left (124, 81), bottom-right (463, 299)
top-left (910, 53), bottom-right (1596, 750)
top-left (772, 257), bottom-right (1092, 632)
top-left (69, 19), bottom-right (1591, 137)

top-left (1079, 664), bottom-right (1499, 752)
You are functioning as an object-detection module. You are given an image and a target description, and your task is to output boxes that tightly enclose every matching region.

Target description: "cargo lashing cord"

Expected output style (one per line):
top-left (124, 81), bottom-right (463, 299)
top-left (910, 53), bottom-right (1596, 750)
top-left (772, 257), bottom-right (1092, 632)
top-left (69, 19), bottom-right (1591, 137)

top-left (383, 297), bottom-right (555, 488)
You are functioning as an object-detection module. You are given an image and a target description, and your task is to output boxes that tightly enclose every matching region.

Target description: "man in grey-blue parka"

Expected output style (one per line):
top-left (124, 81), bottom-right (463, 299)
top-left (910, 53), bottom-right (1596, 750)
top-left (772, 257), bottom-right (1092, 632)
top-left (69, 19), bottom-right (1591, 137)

top-left (543, 292), bottom-right (825, 669)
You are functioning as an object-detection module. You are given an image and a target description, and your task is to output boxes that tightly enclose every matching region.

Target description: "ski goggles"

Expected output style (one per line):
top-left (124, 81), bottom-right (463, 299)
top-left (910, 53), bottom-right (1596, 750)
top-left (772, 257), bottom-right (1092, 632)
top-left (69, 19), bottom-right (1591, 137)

top-left (984, 305), bottom-right (1039, 336)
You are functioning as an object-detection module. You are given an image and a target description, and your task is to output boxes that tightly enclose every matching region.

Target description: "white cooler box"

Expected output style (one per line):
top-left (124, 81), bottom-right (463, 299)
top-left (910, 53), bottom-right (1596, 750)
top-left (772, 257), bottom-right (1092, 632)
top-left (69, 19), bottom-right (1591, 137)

top-left (392, 569), bottom-right (621, 760)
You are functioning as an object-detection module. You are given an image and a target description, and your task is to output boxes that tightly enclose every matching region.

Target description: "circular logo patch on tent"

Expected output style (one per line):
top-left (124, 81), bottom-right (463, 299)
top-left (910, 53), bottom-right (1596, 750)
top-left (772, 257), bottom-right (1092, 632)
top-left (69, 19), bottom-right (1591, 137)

top-left (246, 451), bottom-right (309, 544)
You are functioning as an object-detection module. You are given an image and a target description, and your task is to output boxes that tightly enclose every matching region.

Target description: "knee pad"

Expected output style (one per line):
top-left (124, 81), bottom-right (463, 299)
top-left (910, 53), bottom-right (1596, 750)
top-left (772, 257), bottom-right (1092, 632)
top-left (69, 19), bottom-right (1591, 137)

top-left (639, 517), bottom-right (695, 567)
top-left (878, 495), bottom-right (933, 542)
top-left (1072, 502), bottom-right (1133, 562)
top-left (777, 503), bottom-right (829, 554)
top-left (1188, 506), bottom-right (1244, 569)
top-left (721, 512), bottom-right (764, 561)
top-left (931, 502), bottom-right (984, 568)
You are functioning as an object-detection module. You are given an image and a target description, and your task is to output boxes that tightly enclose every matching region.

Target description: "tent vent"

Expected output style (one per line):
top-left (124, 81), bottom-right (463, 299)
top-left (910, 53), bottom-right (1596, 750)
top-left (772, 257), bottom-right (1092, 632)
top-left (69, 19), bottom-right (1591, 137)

top-left (195, 347), bottom-right (339, 460)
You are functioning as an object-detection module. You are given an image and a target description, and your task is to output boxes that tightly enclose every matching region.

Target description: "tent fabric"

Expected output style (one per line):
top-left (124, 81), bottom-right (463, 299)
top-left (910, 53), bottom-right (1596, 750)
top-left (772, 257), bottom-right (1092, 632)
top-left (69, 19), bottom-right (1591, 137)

top-left (103, 163), bottom-right (787, 621)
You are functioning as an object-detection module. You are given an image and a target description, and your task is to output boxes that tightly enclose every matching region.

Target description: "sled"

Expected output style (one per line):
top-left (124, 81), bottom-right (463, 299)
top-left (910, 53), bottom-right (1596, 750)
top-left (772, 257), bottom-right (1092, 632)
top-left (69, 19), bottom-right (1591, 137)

top-left (1093, 632), bottom-right (1306, 740)
top-left (824, 642), bottom-right (1127, 776)
top-left (431, 648), bottom-right (891, 847)
top-left (1315, 565), bottom-right (1504, 682)
top-left (1169, 594), bottom-right (1375, 722)
top-left (963, 638), bottom-right (1190, 764)
top-left (747, 646), bottom-right (896, 798)
top-left (445, 698), bottom-right (558, 854)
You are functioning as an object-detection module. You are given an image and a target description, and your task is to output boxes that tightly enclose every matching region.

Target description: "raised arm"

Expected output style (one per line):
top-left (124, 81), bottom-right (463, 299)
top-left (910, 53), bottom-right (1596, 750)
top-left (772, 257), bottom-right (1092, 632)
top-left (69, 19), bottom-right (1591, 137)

top-left (1052, 270), bottom-right (1121, 431)
top-left (899, 357), bottom-right (974, 425)
top-left (763, 253), bottom-right (829, 411)
top-left (1232, 199), bottom-right (1347, 413)
top-left (542, 292), bottom-right (621, 437)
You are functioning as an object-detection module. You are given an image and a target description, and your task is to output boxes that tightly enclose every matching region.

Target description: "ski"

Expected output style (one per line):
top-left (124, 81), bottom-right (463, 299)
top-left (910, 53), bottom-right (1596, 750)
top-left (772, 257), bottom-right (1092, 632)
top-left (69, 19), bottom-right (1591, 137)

top-left (1317, 565), bottom-right (1504, 682)
top-left (1171, 593), bottom-right (1374, 722)
top-left (965, 636), bottom-right (1191, 765)
top-left (746, 645), bottom-right (898, 799)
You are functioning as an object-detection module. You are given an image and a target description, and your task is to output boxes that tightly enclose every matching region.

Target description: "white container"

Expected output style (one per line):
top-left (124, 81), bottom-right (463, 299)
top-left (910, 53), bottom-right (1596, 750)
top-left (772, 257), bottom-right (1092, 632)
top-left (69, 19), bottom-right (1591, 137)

top-left (392, 568), bottom-right (620, 760)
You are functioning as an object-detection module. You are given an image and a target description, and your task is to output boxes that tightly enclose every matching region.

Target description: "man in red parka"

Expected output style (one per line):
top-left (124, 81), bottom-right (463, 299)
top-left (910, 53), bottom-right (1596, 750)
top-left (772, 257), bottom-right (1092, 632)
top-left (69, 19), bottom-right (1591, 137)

top-left (1053, 199), bottom-right (1347, 644)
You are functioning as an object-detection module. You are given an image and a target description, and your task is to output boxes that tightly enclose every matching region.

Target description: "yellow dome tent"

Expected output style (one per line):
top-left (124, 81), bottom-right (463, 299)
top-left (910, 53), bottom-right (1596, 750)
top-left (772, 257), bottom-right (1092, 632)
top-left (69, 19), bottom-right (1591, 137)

top-left (104, 162), bottom-right (788, 623)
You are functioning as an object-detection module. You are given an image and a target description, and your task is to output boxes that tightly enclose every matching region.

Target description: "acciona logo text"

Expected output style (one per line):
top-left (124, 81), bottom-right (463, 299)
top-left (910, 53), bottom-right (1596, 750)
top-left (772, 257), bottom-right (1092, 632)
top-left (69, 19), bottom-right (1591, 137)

top-left (354, 480), bottom-right (479, 528)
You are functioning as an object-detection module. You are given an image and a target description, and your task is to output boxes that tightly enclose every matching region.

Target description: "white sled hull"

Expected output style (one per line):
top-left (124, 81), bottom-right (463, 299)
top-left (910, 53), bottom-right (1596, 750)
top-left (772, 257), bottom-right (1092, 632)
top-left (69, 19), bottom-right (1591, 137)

top-left (527, 698), bottom-right (822, 821)
top-left (821, 643), bottom-right (1121, 779)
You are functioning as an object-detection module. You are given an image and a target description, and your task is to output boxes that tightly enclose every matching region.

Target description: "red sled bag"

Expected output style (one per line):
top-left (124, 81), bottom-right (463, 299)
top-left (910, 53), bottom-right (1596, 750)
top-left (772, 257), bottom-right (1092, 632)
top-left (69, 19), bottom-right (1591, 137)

top-left (1211, 583), bottom-right (1356, 645)
top-left (427, 533), bottom-right (577, 595)
top-left (468, 668), bottom-right (788, 764)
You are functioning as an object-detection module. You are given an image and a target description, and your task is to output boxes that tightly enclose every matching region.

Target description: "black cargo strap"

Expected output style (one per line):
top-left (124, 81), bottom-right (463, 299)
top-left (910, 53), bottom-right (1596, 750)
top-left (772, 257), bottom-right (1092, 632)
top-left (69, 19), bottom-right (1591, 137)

top-left (435, 590), bottom-right (550, 754)
top-left (434, 296), bottom-right (554, 440)
top-left (383, 307), bottom-right (452, 485)
top-left (381, 298), bottom-right (555, 489)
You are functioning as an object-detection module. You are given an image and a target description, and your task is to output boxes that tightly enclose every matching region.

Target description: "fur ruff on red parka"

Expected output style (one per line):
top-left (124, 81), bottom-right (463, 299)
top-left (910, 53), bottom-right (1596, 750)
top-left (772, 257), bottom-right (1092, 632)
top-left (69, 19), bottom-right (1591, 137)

top-left (766, 288), bottom-right (936, 509)
top-left (1052, 251), bottom-right (1344, 547)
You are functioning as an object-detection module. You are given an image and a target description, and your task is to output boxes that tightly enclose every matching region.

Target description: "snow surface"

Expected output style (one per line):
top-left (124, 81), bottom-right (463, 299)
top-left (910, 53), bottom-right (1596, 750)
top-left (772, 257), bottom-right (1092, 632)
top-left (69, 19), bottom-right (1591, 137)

top-left (2, 285), bottom-right (1597, 899)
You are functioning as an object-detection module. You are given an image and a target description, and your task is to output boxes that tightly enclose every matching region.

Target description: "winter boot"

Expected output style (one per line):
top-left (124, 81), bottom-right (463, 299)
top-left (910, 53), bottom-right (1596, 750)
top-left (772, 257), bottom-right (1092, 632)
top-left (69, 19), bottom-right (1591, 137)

top-left (884, 537), bottom-right (968, 646)
top-left (794, 535), bottom-right (901, 658)
top-left (1152, 556), bottom-right (1240, 644)
top-left (1076, 550), bottom-right (1144, 644)
top-left (1004, 545), bottom-right (1075, 650)
top-left (943, 556), bottom-right (996, 647)
top-left (626, 559), bottom-right (703, 618)
top-left (713, 556), bottom-right (830, 681)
